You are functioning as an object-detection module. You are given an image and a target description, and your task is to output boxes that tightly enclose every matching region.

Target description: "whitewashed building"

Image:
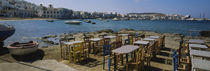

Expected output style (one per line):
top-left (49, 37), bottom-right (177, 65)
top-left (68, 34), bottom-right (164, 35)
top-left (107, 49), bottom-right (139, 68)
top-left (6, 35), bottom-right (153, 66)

top-left (37, 4), bottom-right (73, 19)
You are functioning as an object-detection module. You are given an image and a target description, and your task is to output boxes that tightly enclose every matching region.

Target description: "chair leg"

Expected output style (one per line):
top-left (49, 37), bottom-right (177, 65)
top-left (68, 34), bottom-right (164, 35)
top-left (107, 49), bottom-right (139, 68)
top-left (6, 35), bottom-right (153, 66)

top-left (126, 64), bottom-right (129, 71)
top-left (74, 53), bottom-right (76, 63)
top-left (69, 52), bottom-right (71, 63)
top-left (103, 55), bottom-right (105, 69)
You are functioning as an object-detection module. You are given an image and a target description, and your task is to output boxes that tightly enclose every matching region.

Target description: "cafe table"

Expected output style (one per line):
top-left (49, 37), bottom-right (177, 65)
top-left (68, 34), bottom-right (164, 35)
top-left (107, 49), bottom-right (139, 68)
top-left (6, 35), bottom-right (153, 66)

top-left (189, 44), bottom-right (208, 50)
top-left (112, 45), bottom-right (139, 71)
top-left (89, 38), bottom-right (103, 54)
top-left (188, 39), bottom-right (205, 44)
top-left (63, 41), bottom-right (83, 59)
top-left (149, 36), bottom-right (160, 39)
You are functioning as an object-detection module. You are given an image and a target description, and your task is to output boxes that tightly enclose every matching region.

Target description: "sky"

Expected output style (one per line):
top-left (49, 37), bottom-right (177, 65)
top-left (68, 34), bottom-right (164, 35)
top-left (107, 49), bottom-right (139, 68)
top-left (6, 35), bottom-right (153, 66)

top-left (25, 0), bottom-right (210, 19)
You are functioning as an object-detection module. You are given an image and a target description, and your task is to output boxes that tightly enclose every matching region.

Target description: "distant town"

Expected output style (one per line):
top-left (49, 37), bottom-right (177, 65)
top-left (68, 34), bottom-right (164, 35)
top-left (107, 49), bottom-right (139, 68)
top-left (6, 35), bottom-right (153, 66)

top-left (0, 0), bottom-right (209, 21)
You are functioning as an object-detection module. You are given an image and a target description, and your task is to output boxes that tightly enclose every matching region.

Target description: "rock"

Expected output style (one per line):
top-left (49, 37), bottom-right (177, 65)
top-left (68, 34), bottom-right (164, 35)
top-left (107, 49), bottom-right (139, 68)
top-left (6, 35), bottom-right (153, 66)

top-left (120, 28), bottom-right (135, 31)
top-left (200, 31), bottom-right (210, 37)
top-left (42, 35), bottom-right (57, 39)
top-left (97, 29), bottom-right (114, 33)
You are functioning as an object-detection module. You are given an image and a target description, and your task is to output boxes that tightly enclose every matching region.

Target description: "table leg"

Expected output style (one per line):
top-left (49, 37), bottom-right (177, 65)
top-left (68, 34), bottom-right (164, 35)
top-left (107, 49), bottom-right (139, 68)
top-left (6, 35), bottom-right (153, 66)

top-left (108, 55), bottom-right (111, 71)
top-left (92, 42), bottom-right (95, 54)
top-left (126, 54), bottom-right (128, 63)
top-left (114, 53), bottom-right (116, 71)
top-left (121, 54), bottom-right (124, 65)
top-left (134, 50), bottom-right (136, 61)
top-left (95, 41), bottom-right (99, 55)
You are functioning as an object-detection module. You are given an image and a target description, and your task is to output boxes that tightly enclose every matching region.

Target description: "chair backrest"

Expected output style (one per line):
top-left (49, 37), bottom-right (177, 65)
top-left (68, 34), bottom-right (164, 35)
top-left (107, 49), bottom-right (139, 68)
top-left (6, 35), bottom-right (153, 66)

top-left (116, 36), bottom-right (122, 43)
top-left (147, 42), bottom-right (155, 56)
top-left (73, 43), bottom-right (83, 52)
top-left (140, 47), bottom-right (146, 61)
top-left (173, 50), bottom-right (178, 71)
top-left (102, 44), bottom-right (111, 55)
top-left (115, 36), bottom-right (122, 48)
top-left (128, 35), bottom-right (134, 45)
top-left (83, 35), bottom-right (94, 42)
top-left (98, 34), bottom-right (107, 38)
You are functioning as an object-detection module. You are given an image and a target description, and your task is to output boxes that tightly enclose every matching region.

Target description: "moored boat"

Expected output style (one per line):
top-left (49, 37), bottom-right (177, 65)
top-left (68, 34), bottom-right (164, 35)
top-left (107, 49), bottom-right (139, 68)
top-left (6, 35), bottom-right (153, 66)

top-left (65, 20), bottom-right (82, 24)
top-left (85, 20), bottom-right (91, 23)
top-left (47, 20), bottom-right (54, 22)
top-left (112, 18), bottom-right (119, 21)
top-left (7, 41), bottom-right (39, 55)
top-left (0, 24), bottom-right (15, 47)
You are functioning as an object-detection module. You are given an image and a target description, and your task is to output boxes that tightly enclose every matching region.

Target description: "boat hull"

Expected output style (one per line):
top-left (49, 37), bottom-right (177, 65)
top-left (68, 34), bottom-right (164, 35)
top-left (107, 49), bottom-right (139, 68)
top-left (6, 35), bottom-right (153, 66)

top-left (0, 30), bottom-right (15, 42)
top-left (8, 47), bottom-right (38, 55)
top-left (65, 21), bottom-right (82, 25)
top-left (0, 24), bottom-right (15, 43)
top-left (7, 41), bottom-right (39, 56)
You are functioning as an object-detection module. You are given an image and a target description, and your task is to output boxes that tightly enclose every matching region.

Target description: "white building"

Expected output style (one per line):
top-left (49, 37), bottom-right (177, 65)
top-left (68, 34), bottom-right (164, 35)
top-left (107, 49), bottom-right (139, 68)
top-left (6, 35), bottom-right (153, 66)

top-left (37, 4), bottom-right (73, 18)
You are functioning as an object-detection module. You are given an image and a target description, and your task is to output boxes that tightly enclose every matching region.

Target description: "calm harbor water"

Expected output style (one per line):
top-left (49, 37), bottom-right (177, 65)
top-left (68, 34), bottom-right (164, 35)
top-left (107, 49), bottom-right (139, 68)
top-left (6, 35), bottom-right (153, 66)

top-left (1, 19), bottom-right (210, 46)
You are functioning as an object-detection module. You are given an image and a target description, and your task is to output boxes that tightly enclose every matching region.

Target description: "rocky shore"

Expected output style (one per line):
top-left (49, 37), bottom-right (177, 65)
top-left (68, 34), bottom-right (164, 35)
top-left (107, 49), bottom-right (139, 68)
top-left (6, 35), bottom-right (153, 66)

top-left (0, 29), bottom-right (210, 71)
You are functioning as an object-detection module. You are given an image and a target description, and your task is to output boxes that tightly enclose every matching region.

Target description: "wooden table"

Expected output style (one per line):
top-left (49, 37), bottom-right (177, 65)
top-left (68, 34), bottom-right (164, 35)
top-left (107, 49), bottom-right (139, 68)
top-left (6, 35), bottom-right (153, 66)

top-left (112, 45), bottom-right (139, 71)
top-left (149, 36), bottom-right (160, 39)
top-left (143, 38), bottom-right (156, 41)
top-left (104, 36), bottom-right (116, 39)
top-left (190, 49), bottom-right (210, 58)
top-left (191, 59), bottom-right (210, 71)
top-left (62, 41), bottom-right (83, 59)
top-left (90, 38), bottom-right (103, 54)
top-left (89, 38), bottom-right (103, 42)
top-left (64, 41), bottom-right (83, 45)
top-left (119, 34), bottom-right (129, 36)
top-left (189, 39), bottom-right (205, 44)
top-left (189, 44), bottom-right (208, 50)
top-left (134, 40), bottom-right (149, 45)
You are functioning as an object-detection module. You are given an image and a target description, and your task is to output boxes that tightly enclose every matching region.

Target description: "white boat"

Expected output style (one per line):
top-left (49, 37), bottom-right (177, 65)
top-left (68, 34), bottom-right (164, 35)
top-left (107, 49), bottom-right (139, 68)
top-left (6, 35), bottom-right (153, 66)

top-left (7, 41), bottom-right (39, 55)
top-left (112, 18), bottom-right (119, 21)
top-left (65, 20), bottom-right (82, 24)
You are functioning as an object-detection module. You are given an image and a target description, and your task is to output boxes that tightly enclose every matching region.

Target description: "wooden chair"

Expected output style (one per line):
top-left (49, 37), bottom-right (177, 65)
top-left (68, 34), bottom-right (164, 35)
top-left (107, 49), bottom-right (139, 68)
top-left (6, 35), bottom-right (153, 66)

top-left (134, 33), bottom-right (141, 41)
top-left (151, 41), bottom-right (158, 57)
top-left (69, 42), bottom-right (83, 63)
top-left (125, 34), bottom-right (134, 45)
top-left (102, 44), bottom-right (111, 70)
top-left (115, 36), bottom-right (122, 49)
top-left (126, 48), bottom-right (145, 71)
top-left (83, 35), bottom-right (93, 57)
top-left (59, 38), bottom-right (75, 60)
top-left (95, 39), bottom-right (104, 55)
top-left (145, 42), bottom-right (154, 70)
top-left (83, 41), bottom-right (90, 58)
top-left (157, 36), bottom-right (164, 55)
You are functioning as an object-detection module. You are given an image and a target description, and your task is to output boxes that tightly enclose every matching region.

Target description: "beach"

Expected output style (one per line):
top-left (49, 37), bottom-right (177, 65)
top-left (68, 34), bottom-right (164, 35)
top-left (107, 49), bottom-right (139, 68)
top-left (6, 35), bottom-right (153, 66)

top-left (1, 29), bottom-right (210, 71)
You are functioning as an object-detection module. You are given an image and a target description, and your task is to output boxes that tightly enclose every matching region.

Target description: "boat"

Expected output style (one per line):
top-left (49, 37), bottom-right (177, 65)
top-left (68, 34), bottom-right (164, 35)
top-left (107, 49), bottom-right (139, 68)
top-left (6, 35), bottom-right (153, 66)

top-left (0, 24), bottom-right (15, 47)
top-left (92, 22), bottom-right (96, 24)
top-left (65, 20), bottom-right (82, 24)
top-left (96, 18), bottom-right (103, 20)
top-left (85, 20), bottom-right (91, 23)
top-left (47, 20), bottom-right (54, 22)
top-left (7, 41), bottom-right (39, 55)
top-left (112, 18), bottom-right (119, 21)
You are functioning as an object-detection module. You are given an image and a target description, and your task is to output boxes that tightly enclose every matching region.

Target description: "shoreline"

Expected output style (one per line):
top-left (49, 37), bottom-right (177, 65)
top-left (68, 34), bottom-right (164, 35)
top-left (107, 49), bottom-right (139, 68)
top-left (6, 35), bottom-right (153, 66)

top-left (0, 17), bottom-right (56, 21)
